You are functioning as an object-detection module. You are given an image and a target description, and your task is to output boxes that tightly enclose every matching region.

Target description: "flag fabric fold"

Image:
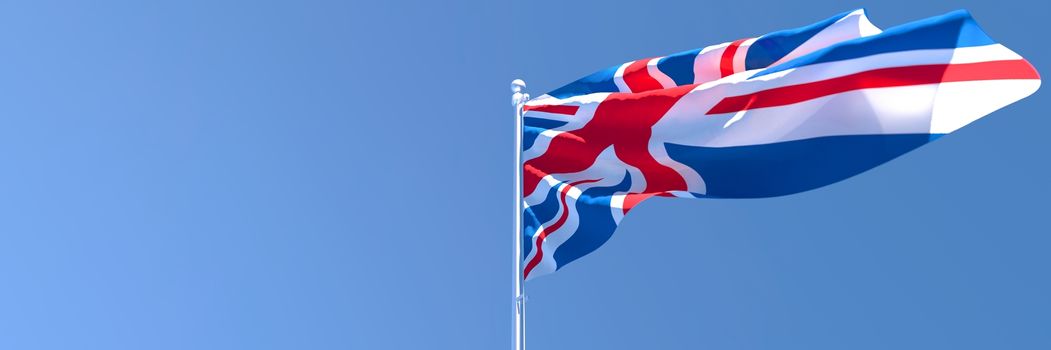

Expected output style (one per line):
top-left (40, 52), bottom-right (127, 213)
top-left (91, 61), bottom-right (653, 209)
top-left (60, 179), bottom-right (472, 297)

top-left (520, 9), bottom-right (1039, 280)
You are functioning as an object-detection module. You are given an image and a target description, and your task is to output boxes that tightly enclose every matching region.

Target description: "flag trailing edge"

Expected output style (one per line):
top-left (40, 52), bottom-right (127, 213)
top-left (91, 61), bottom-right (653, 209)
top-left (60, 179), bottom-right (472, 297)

top-left (520, 9), bottom-right (1040, 280)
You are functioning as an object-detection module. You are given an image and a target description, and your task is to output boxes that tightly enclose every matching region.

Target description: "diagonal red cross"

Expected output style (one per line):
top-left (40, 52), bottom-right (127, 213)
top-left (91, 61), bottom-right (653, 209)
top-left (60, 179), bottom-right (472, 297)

top-left (523, 84), bottom-right (697, 211)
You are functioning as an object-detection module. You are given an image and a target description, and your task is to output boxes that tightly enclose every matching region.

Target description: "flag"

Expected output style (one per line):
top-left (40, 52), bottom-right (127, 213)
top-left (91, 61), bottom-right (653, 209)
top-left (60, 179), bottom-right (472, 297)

top-left (520, 9), bottom-right (1039, 280)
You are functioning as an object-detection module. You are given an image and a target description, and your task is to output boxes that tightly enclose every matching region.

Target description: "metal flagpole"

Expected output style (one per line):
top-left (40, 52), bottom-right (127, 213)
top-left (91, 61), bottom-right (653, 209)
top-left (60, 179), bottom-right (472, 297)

top-left (511, 79), bottom-right (529, 350)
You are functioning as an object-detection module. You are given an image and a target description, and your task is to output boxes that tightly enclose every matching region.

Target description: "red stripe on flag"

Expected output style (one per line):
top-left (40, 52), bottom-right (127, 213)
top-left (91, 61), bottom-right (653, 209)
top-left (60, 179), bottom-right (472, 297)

top-left (622, 59), bottom-right (665, 93)
top-left (523, 179), bottom-right (600, 279)
top-left (523, 104), bottom-right (579, 115)
top-left (707, 59), bottom-right (1040, 115)
top-left (720, 39), bottom-right (747, 78)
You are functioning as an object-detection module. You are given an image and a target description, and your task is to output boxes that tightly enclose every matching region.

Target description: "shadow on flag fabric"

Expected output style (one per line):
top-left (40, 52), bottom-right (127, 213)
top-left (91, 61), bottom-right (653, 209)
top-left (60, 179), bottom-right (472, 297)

top-left (520, 9), bottom-right (1040, 280)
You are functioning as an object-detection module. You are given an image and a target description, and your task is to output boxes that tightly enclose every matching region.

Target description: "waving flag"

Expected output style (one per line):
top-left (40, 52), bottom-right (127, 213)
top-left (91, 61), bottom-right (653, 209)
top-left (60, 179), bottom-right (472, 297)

top-left (520, 9), bottom-right (1039, 280)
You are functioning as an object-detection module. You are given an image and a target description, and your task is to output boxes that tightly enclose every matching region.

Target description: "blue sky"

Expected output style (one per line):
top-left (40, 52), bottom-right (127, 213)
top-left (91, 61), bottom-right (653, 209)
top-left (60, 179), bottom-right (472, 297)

top-left (0, 0), bottom-right (1048, 349)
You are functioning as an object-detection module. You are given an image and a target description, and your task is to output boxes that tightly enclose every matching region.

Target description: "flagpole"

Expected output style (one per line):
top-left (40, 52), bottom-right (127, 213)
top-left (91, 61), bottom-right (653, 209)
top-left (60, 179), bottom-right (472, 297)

top-left (511, 79), bottom-right (529, 350)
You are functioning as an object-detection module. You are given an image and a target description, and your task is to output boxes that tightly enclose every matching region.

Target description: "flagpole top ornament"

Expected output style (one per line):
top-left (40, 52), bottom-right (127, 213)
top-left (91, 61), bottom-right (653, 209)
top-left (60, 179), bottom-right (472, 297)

top-left (511, 79), bottom-right (529, 108)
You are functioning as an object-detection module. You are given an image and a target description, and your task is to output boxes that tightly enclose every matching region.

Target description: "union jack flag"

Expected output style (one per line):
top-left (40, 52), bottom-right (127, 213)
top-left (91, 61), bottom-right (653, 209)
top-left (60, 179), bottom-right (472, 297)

top-left (520, 9), bottom-right (1040, 280)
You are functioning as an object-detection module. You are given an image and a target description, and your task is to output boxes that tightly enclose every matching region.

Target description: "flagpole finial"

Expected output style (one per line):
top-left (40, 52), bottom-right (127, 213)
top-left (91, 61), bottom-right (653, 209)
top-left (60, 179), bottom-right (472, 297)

top-left (512, 79), bottom-right (529, 108)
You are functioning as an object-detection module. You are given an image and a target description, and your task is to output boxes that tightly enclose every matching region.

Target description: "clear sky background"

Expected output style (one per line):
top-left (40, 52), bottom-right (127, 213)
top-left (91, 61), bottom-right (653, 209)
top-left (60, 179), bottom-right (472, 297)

top-left (0, 0), bottom-right (1048, 349)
